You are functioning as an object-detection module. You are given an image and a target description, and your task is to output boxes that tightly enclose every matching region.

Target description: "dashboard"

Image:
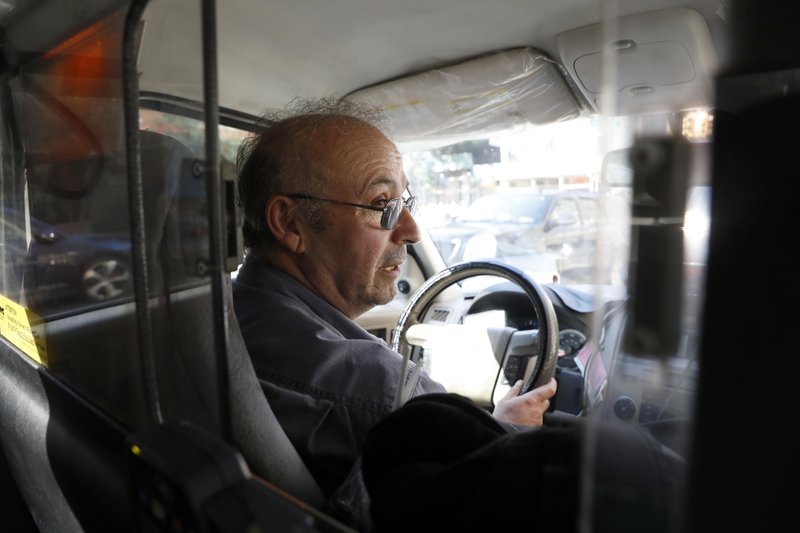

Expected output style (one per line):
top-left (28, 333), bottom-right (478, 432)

top-left (464, 280), bottom-right (630, 416)
top-left (465, 279), bottom-right (697, 455)
top-left (465, 281), bottom-right (595, 362)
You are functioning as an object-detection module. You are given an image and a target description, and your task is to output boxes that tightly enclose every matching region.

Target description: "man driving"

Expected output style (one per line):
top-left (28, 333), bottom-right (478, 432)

top-left (232, 97), bottom-right (557, 501)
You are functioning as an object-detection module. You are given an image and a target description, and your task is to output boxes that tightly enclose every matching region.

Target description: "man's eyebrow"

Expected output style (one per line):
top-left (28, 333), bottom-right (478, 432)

top-left (360, 176), bottom-right (408, 196)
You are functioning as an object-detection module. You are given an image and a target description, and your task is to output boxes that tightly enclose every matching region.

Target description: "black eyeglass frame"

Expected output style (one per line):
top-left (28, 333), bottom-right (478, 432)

top-left (286, 193), bottom-right (417, 230)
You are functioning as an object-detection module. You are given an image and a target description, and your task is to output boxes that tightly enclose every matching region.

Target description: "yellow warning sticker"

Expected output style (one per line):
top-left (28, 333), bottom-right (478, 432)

top-left (0, 294), bottom-right (48, 365)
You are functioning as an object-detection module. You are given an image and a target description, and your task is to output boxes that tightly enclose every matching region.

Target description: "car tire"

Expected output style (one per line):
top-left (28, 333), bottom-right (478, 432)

top-left (80, 256), bottom-right (132, 301)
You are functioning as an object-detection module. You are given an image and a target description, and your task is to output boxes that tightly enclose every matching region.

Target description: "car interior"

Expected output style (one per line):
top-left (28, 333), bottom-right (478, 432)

top-left (0, 0), bottom-right (796, 531)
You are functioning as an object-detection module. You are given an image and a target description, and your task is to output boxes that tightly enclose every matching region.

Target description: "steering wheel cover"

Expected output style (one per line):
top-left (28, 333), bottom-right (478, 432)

top-left (391, 260), bottom-right (559, 409)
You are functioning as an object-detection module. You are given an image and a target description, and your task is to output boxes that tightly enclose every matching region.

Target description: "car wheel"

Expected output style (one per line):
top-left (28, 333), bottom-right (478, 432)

top-left (81, 257), bottom-right (131, 301)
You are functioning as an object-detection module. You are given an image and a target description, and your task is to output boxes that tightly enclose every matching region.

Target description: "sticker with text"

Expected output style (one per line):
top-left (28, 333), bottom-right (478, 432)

top-left (0, 294), bottom-right (48, 365)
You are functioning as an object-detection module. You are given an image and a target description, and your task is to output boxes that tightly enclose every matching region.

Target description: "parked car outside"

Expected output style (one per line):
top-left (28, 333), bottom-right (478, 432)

top-left (1, 208), bottom-right (132, 309)
top-left (426, 189), bottom-right (615, 284)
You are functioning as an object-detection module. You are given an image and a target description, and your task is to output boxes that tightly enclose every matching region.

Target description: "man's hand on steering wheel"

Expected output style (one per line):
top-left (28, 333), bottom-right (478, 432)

top-left (492, 377), bottom-right (557, 427)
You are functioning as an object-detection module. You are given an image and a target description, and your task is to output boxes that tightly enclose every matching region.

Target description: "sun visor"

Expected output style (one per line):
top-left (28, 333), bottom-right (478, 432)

top-left (346, 48), bottom-right (583, 143)
top-left (556, 8), bottom-right (718, 115)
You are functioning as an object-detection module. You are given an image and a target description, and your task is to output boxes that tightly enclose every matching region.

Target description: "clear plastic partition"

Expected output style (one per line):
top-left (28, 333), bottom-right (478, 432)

top-left (0, 7), bottom-right (148, 425)
top-left (571, 3), bottom-right (719, 531)
top-left (0, 0), bottom-right (221, 430)
top-left (391, 5), bottom-right (720, 530)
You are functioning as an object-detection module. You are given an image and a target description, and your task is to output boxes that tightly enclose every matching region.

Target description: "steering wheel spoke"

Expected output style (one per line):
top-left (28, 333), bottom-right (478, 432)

top-left (495, 328), bottom-right (544, 389)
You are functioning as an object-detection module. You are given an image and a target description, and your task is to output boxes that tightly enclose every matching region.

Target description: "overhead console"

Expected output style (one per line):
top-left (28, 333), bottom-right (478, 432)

top-left (556, 8), bottom-right (718, 115)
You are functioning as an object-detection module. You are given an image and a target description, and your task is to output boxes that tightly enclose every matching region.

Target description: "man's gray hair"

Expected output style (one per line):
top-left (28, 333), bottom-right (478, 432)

top-left (255, 96), bottom-right (389, 134)
top-left (236, 96), bottom-right (389, 253)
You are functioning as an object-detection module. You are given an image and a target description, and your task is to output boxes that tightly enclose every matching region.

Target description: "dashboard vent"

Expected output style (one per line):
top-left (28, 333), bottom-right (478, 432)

top-left (429, 309), bottom-right (450, 322)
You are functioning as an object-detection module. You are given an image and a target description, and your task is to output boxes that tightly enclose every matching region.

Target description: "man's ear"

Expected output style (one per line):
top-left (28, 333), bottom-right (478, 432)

top-left (265, 195), bottom-right (305, 253)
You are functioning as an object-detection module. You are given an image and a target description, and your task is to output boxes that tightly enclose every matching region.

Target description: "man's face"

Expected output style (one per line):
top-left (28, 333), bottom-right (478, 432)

top-left (295, 119), bottom-right (420, 319)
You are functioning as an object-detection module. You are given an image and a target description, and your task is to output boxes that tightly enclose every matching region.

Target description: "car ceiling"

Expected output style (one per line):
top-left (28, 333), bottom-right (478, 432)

top-left (0, 0), bottom-right (727, 118)
top-left (135, 0), bottom-right (727, 118)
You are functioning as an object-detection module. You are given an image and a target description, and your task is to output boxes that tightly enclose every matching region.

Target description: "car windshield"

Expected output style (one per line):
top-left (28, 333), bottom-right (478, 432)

top-left (457, 193), bottom-right (550, 224)
top-left (403, 115), bottom-right (638, 287)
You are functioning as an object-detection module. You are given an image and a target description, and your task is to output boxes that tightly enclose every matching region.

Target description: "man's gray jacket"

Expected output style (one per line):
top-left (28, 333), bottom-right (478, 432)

top-left (232, 253), bottom-right (446, 496)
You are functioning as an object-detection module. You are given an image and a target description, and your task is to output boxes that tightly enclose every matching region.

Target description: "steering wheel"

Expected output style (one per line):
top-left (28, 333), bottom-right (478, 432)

top-left (391, 260), bottom-right (559, 410)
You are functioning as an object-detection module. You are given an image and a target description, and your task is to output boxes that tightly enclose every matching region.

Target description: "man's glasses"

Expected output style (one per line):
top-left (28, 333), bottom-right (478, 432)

top-left (286, 194), bottom-right (417, 230)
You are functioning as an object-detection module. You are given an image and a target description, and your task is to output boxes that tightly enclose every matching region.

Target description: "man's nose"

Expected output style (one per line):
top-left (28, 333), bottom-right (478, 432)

top-left (393, 204), bottom-right (420, 244)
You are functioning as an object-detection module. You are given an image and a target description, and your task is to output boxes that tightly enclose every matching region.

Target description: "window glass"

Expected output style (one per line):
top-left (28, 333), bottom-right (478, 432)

top-left (459, 193), bottom-right (550, 224)
top-left (5, 11), bottom-right (130, 315)
top-left (403, 116), bottom-right (632, 288)
top-left (0, 1), bottom-right (246, 430)
top-left (138, 108), bottom-right (248, 276)
top-left (139, 109), bottom-right (247, 167)
top-left (0, 9), bottom-right (150, 426)
top-left (549, 199), bottom-right (580, 227)
top-left (578, 198), bottom-right (598, 225)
